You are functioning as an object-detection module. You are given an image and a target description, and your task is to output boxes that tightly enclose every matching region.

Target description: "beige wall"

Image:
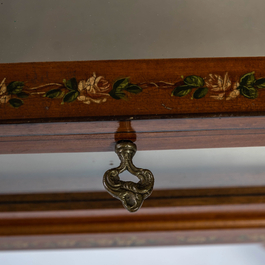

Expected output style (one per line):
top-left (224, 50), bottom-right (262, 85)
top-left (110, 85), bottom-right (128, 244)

top-left (0, 0), bottom-right (265, 63)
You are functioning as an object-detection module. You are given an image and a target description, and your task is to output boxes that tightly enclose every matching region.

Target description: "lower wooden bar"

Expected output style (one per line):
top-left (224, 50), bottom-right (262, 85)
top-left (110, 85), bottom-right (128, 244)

top-left (1, 209), bottom-right (265, 250)
top-left (1, 188), bottom-right (265, 249)
top-left (1, 204), bottom-right (265, 235)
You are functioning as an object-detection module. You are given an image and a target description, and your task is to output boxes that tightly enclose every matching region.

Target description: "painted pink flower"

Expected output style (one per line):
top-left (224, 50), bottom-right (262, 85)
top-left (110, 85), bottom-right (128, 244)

top-left (77, 73), bottom-right (111, 104)
top-left (205, 72), bottom-right (240, 100)
top-left (0, 78), bottom-right (11, 104)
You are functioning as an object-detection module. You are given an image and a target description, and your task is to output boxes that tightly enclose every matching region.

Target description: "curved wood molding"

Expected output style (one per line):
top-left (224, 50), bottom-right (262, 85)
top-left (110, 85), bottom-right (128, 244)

top-left (1, 203), bottom-right (265, 250)
top-left (0, 187), bottom-right (265, 240)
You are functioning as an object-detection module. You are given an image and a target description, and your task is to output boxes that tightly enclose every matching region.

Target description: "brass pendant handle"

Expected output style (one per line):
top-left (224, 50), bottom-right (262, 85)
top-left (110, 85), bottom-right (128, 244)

top-left (103, 141), bottom-right (154, 212)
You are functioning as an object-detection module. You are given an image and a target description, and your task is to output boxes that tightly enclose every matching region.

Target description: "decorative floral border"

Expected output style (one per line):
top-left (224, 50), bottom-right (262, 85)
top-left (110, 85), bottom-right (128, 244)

top-left (171, 71), bottom-right (264, 100)
top-left (0, 71), bottom-right (264, 108)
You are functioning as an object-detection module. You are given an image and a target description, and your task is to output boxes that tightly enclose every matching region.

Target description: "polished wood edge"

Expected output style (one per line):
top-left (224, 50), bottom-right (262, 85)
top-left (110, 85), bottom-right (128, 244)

top-left (1, 115), bottom-right (265, 154)
top-left (2, 111), bottom-right (265, 125)
top-left (4, 56), bottom-right (265, 66)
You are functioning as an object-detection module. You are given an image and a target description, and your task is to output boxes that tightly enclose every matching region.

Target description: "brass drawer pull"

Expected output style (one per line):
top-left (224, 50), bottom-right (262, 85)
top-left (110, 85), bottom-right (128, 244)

top-left (103, 140), bottom-right (154, 212)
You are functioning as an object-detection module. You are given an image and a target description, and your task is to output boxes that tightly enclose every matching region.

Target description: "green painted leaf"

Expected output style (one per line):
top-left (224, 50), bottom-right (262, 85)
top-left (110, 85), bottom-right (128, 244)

top-left (239, 85), bottom-right (258, 99)
top-left (171, 85), bottom-right (193, 97)
top-left (62, 91), bottom-right (79, 104)
top-left (184, 76), bottom-right (204, 87)
top-left (109, 77), bottom-right (130, 99)
top-left (109, 89), bottom-right (126, 100)
top-left (9, 98), bottom-right (23, 108)
top-left (113, 78), bottom-right (130, 92)
top-left (193, 87), bottom-right (208, 99)
top-left (64, 78), bottom-right (78, 91)
top-left (125, 84), bottom-right (142, 94)
top-left (254, 78), bottom-right (265, 88)
top-left (44, 89), bottom-right (62, 98)
top-left (7, 81), bottom-right (24, 95)
top-left (240, 72), bottom-right (255, 87)
top-left (16, 92), bottom-right (29, 98)
top-left (58, 91), bottom-right (65, 98)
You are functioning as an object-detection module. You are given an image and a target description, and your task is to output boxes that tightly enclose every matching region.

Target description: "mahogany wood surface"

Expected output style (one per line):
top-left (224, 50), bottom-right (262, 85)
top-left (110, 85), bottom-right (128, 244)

top-left (1, 57), bottom-right (265, 123)
top-left (2, 203), bottom-right (265, 250)
top-left (1, 186), bottom-right (265, 247)
top-left (1, 187), bottom-right (265, 212)
top-left (1, 204), bottom-right (265, 236)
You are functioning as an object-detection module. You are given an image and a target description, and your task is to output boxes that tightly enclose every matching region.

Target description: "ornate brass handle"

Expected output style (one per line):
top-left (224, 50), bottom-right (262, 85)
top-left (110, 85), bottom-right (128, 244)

top-left (103, 140), bottom-right (154, 212)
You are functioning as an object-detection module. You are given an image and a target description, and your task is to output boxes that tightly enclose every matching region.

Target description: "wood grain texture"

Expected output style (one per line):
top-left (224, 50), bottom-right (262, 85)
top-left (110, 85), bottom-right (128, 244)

top-left (1, 203), bottom-right (265, 237)
top-left (1, 187), bottom-right (265, 212)
top-left (1, 179), bottom-right (265, 248)
top-left (1, 57), bottom-right (265, 123)
top-left (1, 116), bottom-right (265, 154)
top-left (3, 187), bottom-right (265, 249)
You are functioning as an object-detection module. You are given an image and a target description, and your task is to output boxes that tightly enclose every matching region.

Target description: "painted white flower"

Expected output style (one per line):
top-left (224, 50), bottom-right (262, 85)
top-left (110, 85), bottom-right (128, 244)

top-left (205, 73), bottom-right (240, 100)
top-left (0, 78), bottom-right (11, 104)
top-left (77, 73), bottom-right (111, 104)
top-left (226, 81), bottom-right (240, 100)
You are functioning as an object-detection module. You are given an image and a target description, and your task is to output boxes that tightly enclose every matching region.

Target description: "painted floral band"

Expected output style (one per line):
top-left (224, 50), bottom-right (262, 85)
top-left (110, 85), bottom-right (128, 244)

top-left (0, 71), bottom-right (264, 108)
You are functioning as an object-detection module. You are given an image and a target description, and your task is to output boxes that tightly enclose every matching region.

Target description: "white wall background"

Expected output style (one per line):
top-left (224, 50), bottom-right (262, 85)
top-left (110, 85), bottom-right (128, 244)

top-left (1, 244), bottom-right (265, 265)
top-left (0, 0), bottom-right (265, 63)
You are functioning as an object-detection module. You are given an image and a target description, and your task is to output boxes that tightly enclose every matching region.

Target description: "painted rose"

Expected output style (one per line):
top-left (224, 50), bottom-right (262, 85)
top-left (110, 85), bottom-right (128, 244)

top-left (77, 73), bottom-right (111, 104)
top-left (205, 72), bottom-right (240, 100)
top-left (0, 78), bottom-right (11, 104)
